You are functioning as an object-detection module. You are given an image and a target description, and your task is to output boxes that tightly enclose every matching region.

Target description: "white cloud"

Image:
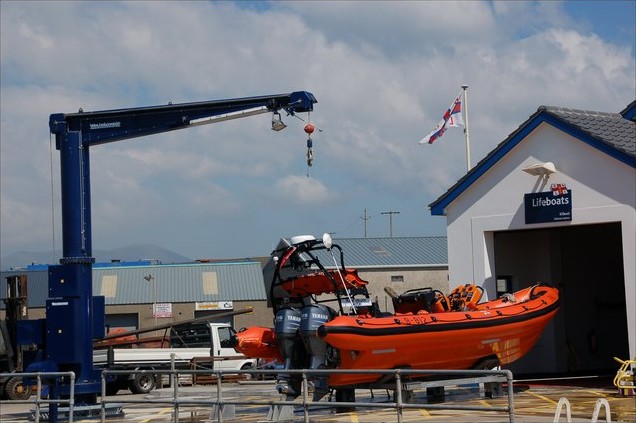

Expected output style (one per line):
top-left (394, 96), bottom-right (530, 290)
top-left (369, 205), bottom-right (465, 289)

top-left (274, 175), bottom-right (334, 206)
top-left (1, 0), bottom-right (634, 260)
top-left (279, 1), bottom-right (499, 57)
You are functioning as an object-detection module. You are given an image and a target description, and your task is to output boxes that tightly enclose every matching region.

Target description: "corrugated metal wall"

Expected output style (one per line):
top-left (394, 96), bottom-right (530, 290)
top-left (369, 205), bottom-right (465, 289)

top-left (1, 261), bottom-right (266, 308)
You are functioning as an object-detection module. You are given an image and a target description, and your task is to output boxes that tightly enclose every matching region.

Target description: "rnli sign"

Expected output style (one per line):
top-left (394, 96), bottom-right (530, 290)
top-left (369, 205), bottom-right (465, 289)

top-left (524, 184), bottom-right (572, 224)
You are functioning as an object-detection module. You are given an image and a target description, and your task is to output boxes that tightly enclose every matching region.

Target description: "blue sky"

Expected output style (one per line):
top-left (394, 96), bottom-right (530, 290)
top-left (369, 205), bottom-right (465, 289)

top-left (563, 1), bottom-right (635, 50)
top-left (1, 1), bottom-right (634, 264)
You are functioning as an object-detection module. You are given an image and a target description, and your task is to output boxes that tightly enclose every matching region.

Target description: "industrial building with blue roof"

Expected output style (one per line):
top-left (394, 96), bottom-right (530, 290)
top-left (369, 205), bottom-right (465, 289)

top-left (1, 237), bottom-right (449, 332)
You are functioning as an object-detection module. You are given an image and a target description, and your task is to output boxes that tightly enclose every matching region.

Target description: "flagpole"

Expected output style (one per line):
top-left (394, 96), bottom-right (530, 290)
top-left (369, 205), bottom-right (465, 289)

top-left (462, 85), bottom-right (472, 171)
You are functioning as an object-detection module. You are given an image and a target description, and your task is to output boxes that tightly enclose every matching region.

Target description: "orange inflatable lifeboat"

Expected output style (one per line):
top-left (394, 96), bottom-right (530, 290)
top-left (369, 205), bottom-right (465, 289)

top-left (232, 234), bottom-right (559, 397)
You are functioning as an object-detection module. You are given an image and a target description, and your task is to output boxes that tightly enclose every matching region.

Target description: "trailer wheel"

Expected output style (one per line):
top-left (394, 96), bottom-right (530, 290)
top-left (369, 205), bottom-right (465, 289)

top-left (4, 377), bottom-right (32, 400)
top-left (129, 373), bottom-right (156, 394)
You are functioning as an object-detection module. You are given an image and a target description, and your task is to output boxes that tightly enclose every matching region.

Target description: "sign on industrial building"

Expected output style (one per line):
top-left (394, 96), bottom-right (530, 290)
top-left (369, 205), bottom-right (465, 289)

top-left (153, 303), bottom-right (173, 318)
top-left (195, 301), bottom-right (234, 311)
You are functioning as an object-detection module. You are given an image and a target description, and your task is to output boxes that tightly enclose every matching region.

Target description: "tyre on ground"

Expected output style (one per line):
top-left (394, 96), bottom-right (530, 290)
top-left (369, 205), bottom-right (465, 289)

top-left (4, 377), bottom-right (32, 400)
top-left (129, 372), bottom-right (157, 394)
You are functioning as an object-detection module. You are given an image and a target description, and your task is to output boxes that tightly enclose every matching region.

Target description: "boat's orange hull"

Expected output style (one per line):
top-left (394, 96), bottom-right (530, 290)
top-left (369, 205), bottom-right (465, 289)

top-left (234, 284), bottom-right (559, 387)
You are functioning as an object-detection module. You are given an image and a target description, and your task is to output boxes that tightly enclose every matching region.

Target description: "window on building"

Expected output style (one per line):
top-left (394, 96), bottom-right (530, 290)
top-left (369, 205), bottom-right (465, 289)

top-left (391, 275), bottom-right (404, 283)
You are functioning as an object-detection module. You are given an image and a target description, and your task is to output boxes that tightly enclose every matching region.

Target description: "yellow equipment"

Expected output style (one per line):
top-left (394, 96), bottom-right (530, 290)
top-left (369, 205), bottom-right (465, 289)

top-left (613, 357), bottom-right (635, 396)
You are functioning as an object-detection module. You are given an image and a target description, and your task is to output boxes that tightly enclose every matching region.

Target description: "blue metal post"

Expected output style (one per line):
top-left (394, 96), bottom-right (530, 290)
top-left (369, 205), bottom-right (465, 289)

top-left (47, 129), bottom-right (102, 400)
top-left (59, 130), bottom-right (92, 260)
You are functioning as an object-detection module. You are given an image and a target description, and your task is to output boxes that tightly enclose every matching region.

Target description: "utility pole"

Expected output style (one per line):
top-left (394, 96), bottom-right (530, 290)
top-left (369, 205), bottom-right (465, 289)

top-left (381, 211), bottom-right (400, 238)
top-left (361, 209), bottom-right (371, 238)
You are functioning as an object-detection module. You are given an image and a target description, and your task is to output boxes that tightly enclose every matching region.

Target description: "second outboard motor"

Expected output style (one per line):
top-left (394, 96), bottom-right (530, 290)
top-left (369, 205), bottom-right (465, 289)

top-left (274, 307), bottom-right (302, 396)
top-left (300, 304), bottom-right (334, 400)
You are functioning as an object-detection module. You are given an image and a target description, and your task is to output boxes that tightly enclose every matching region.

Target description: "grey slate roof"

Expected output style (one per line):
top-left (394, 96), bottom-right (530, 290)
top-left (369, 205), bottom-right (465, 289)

top-left (542, 105), bottom-right (635, 157)
top-left (311, 236), bottom-right (448, 268)
top-left (429, 100), bottom-right (636, 216)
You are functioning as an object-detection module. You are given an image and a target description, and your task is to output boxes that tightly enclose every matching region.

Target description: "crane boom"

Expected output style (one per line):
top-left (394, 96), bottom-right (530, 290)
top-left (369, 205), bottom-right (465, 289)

top-left (49, 91), bottom-right (316, 146)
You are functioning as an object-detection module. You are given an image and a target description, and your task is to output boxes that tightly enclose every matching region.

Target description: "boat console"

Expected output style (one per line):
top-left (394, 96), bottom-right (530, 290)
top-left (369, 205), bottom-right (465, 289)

top-left (388, 287), bottom-right (449, 314)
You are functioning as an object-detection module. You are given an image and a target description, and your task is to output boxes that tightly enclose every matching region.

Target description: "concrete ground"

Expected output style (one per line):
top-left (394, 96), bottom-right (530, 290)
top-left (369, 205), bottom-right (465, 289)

top-left (0, 378), bottom-right (634, 422)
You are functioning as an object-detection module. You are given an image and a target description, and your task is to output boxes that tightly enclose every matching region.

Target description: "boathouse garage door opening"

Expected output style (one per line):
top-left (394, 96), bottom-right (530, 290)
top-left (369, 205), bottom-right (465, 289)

top-left (493, 222), bottom-right (629, 376)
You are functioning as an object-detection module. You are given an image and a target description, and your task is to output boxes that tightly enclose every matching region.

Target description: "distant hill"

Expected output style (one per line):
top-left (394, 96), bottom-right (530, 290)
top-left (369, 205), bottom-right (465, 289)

top-left (1, 245), bottom-right (192, 270)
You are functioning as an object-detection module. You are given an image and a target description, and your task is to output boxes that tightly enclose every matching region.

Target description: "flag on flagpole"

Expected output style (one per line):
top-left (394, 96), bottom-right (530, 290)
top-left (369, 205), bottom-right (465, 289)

top-left (419, 91), bottom-right (464, 144)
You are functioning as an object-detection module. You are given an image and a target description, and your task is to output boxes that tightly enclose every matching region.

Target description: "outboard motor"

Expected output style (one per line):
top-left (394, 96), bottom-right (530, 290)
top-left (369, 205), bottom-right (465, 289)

top-left (274, 307), bottom-right (302, 396)
top-left (300, 304), bottom-right (334, 400)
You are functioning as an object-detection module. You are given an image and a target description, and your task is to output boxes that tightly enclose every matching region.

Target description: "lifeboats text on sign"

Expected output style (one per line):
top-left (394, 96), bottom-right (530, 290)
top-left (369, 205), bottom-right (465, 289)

top-left (524, 184), bottom-right (572, 224)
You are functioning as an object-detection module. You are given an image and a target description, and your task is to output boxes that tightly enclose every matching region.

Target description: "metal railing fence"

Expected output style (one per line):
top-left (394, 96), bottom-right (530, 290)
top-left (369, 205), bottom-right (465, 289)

top-left (0, 371), bottom-right (76, 423)
top-left (100, 367), bottom-right (515, 423)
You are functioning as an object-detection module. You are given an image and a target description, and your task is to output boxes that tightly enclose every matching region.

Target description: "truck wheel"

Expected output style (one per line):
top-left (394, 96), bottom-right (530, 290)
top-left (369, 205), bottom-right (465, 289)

top-left (5, 377), bottom-right (32, 400)
top-left (129, 373), bottom-right (156, 394)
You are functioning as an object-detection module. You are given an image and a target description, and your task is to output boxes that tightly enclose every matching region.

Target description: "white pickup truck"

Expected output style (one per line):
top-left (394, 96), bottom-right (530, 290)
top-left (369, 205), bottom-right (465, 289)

top-left (94, 321), bottom-right (256, 394)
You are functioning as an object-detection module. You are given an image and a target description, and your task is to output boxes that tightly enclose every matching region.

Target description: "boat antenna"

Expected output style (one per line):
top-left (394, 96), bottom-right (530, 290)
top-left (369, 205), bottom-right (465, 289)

top-left (323, 234), bottom-right (357, 314)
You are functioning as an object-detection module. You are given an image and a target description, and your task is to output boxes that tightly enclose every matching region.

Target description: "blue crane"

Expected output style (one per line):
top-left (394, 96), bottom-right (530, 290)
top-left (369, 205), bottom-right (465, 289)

top-left (19, 91), bottom-right (317, 419)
